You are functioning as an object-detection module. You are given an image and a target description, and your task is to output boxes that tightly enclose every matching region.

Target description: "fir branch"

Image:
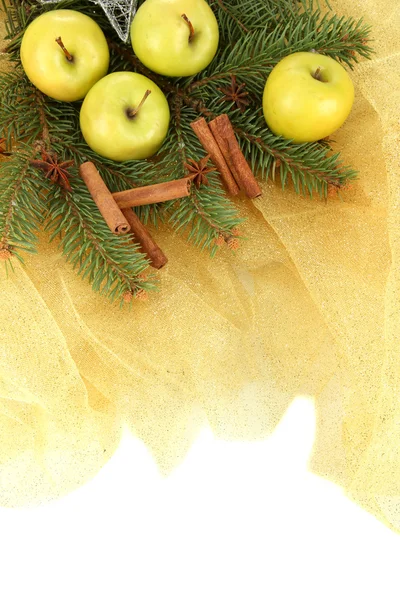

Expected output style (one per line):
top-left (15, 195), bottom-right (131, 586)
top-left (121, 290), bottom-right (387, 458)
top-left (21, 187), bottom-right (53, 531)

top-left (209, 0), bottom-right (321, 45)
top-left (107, 39), bottom-right (174, 93)
top-left (212, 0), bottom-right (250, 35)
top-left (176, 93), bottom-right (354, 195)
top-left (167, 101), bottom-right (243, 248)
top-left (107, 9), bottom-right (369, 198)
top-left (36, 90), bottom-right (51, 147)
top-left (108, 10), bottom-right (368, 197)
top-left (0, 0), bottom-right (373, 301)
top-left (0, 0), bottom-right (39, 54)
top-left (233, 120), bottom-right (357, 195)
top-left (61, 141), bottom-right (148, 192)
top-left (187, 11), bottom-right (372, 97)
top-left (0, 149), bottom-right (49, 261)
top-left (44, 179), bottom-right (154, 302)
top-left (209, 0), bottom-right (284, 43)
top-left (0, 69), bottom-right (46, 144)
top-left (184, 26), bottom-right (286, 99)
top-left (312, 14), bottom-right (373, 66)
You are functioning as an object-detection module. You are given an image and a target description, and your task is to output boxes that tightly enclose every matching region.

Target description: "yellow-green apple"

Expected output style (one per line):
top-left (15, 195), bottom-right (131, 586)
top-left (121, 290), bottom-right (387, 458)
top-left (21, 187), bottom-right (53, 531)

top-left (130, 0), bottom-right (219, 77)
top-left (80, 72), bottom-right (170, 161)
top-left (263, 52), bottom-right (354, 143)
top-left (20, 10), bottom-right (109, 102)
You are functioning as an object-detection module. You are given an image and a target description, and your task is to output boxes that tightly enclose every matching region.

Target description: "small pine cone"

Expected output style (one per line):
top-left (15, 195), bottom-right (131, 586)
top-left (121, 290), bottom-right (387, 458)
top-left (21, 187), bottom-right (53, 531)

top-left (215, 235), bottom-right (225, 247)
top-left (327, 185), bottom-right (338, 198)
top-left (122, 291), bottom-right (133, 303)
top-left (0, 247), bottom-right (12, 260)
top-left (231, 228), bottom-right (241, 237)
top-left (327, 183), bottom-right (344, 198)
top-left (328, 180), bottom-right (354, 198)
top-left (135, 289), bottom-right (148, 301)
top-left (226, 237), bottom-right (240, 251)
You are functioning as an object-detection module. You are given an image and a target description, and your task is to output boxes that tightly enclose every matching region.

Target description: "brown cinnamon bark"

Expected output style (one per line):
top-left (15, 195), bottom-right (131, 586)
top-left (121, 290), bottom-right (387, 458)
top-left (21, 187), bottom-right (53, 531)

top-left (113, 178), bottom-right (191, 209)
top-left (209, 114), bottom-right (262, 198)
top-left (190, 118), bottom-right (240, 196)
top-left (122, 208), bottom-right (168, 270)
top-left (79, 162), bottom-right (131, 234)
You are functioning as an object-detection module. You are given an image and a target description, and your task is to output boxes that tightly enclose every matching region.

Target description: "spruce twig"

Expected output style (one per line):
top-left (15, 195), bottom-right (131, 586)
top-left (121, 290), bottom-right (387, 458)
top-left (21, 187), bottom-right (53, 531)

top-left (44, 185), bottom-right (153, 302)
top-left (0, 0), bottom-right (373, 300)
top-left (0, 149), bottom-right (49, 262)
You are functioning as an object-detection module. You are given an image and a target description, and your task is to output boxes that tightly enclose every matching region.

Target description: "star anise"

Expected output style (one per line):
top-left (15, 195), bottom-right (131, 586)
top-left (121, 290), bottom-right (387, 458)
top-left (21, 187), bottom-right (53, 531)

top-left (30, 151), bottom-right (74, 192)
top-left (218, 75), bottom-right (250, 113)
top-left (184, 155), bottom-right (216, 189)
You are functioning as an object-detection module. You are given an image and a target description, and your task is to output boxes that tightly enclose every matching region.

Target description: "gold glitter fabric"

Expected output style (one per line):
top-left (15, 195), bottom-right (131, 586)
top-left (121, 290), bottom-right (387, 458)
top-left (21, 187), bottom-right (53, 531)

top-left (1, 1), bottom-right (400, 528)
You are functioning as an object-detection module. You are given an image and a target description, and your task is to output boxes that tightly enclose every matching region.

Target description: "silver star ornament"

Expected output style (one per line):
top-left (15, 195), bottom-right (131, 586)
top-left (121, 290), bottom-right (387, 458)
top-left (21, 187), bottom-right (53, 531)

top-left (39, 0), bottom-right (138, 42)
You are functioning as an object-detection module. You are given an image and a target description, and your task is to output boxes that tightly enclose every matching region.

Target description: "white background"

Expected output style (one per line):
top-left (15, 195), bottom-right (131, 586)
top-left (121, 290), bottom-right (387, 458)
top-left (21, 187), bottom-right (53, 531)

top-left (0, 397), bottom-right (399, 600)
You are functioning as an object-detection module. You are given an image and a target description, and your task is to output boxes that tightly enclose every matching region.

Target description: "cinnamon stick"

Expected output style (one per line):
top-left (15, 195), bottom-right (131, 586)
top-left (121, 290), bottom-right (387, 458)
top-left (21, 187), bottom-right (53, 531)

top-left (113, 177), bottom-right (191, 209)
top-left (122, 208), bottom-right (168, 270)
top-left (79, 162), bottom-right (131, 235)
top-left (209, 114), bottom-right (262, 199)
top-left (190, 118), bottom-right (240, 197)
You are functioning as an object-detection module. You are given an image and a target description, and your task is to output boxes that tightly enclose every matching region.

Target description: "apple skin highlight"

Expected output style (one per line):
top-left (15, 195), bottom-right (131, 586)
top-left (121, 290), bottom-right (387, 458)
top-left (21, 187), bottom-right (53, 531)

top-left (130, 0), bottom-right (219, 77)
top-left (79, 72), bottom-right (170, 162)
top-left (263, 52), bottom-right (355, 143)
top-left (20, 10), bottom-right (109, 102)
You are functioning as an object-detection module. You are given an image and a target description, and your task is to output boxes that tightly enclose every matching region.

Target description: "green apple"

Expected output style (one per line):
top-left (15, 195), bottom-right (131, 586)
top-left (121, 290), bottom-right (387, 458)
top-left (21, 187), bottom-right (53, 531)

top-left (130, 0), bottom-right (219, 77)
top-left (263, 52), bottom-right (355, 143)
top-left (80, 72), bottom-right (170, 161)
top-left (20, 10), bottom-right (109, 103)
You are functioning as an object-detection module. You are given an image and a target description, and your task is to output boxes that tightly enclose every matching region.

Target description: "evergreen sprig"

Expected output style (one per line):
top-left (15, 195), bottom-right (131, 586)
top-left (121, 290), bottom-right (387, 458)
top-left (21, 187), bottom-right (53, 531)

top-left (0, 148), bottom-right (49, 261)
top-left (44, 178), bottom-right (155, 302)
top-left (211, 0), bottom-right (372, 67)
top-left (0, 0), bottom-right (373, 301)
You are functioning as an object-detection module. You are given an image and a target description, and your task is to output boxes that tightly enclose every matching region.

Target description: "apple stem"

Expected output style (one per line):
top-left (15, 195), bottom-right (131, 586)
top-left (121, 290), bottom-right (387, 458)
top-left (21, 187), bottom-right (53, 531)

top-left (126, 90), bottom-right (152, 119)
top-left (55, 37), bottom-right (73, 62)
top-left (313, 67), bottom-right (324, 81)
top-left (181, 13), bottom-right (195, 43)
